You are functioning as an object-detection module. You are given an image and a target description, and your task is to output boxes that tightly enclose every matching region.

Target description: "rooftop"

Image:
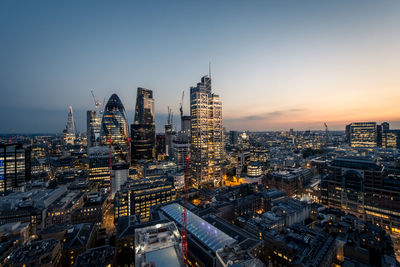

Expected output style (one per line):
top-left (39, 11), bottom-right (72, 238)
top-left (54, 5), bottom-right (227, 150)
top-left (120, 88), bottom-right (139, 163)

top-left (8, 238), bottom-right (60, 265)
top-left (161, 203), bottom-right (236, 252)
top-left (135, 222), bottom-right (184, 267)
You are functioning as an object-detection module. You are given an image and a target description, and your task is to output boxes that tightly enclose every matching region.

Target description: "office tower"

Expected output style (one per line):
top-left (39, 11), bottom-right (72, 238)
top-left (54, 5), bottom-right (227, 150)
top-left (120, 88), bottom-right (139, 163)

top-left (131, 88), bottom-right (155, 163)
top-left (382, 122), bottom-right (390, 133)
top-left (172, 132), bottom-right (190, 170)
top-left (190, 75), bottom-right (223, 188)
top-left (345, 124), bottom-right (351, 144)
top-left (0, 143), bottom-right (31, 192)
top-left (321, 157), bottom-right (400, 234)
top-left (114, 176), bottom-right (176, 222)
top-left (63, 106), bottom-right (76, 145)
top-left (181, 115), bottom-right (191, 133)
top-left (165, 124), bottom-right (175, 157)
top-left (87, 111), bottom-right (101, 147)
top-left (382, 132), bottom-right (398, 148)
top-left (100, 94), bottom-right (129, 163)
top-left (155, 134), bottom-right (166, 160)
top-left (229, 130), bottom-right (239, 146)
top-left (349, 122), bottom-right (377, 148)
top-left (377, 124), bottom-right (383, 147)
top-left (88, 146), bottom-right (110, 188)
top-left (111, 162), bottom-right (129, 199)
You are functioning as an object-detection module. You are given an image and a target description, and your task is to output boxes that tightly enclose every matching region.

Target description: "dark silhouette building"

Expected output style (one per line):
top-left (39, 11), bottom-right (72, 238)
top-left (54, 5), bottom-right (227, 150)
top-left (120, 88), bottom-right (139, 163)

top-left (131, 88), bottom-right (155, 163)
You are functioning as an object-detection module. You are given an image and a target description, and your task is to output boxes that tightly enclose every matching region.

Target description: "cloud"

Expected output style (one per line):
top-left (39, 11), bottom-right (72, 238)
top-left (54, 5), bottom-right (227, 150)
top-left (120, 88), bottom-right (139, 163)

top-left (238, 108), bottom-right (305, 121)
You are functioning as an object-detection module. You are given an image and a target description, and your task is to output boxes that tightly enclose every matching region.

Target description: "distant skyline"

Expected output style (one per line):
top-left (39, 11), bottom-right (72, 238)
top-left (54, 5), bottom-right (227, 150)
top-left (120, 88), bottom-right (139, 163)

top-left (1, 0), bottom-right (400, 133)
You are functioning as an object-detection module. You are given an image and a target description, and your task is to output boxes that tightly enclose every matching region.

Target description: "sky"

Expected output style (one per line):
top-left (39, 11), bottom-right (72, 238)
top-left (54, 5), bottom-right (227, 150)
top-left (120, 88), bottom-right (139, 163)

top-left (1, 0), bottom-right (400, 133)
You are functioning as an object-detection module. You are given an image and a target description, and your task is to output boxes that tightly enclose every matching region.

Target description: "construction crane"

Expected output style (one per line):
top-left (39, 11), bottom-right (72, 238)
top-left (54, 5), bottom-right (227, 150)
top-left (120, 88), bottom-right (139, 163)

top-left (181, 155), bottom-right (190, 264)
top-left (90, 89), bottom-right (103, 115)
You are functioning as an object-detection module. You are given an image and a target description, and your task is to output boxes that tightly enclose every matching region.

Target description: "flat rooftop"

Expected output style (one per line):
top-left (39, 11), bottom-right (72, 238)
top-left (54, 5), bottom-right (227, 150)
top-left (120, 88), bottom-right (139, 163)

top-left (135, 222), bottom-right (184, 267)
top-left (161, 203), bottom-right (236, 252)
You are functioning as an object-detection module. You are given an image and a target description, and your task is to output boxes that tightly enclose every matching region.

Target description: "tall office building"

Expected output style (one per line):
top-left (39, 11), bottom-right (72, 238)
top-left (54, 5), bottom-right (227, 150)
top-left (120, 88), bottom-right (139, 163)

top-left (87, 110), bottom-right (101, 147)
top-left (100, 94), bottom-right (129, 163)
top-left (172, 132), bottom-right (190, 170)
top-left (321, 157), bottom-right (400, 235)
top-left (131, 88), bottom-right (155, 163)
top-left (88, 146), bottom-right (110, 188)
top-left (190, 75), bottom-right (223, 188)
top-left (63, 106), bottom-right (76, 145)
top-left (349, 122), bottom-right (377, 148)
top-left (181, 115), bottom-right (191, 133)
top-left (0, 143), bottom-right (31, 192)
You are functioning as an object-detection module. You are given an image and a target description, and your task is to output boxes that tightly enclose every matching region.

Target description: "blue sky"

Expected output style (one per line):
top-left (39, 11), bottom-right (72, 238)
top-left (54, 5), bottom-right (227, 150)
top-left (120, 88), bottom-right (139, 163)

top-left (1, 0), bottom-right (400, 133)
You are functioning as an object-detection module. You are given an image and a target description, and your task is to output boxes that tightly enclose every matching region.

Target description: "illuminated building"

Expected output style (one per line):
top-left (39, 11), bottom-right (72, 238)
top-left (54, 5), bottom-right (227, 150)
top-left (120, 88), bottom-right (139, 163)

top-left (190, 75), bottom-right (223, 188)
top-left (131, 88), bottom-right (155, 163)
top-left (247, 162), bottom-right (262, 178)
top-left (63, 106), bottom-right (76, 145)
top-left (114, 176), bottom-right (176, 222)
top-left (100, 93), bottom-right (129, 163)
top-left (382, 132), bottom-right (398, 149)
top-left (0, 143), bottom-right (31, 192)
top-left (88, 146), bottom-right (110, 188)
top-left (159, 203), bottom-right (263, 267)
top-left (135, 222), bottom-right (184, 267)
top-left (321, 157), bottom-right (400, 234)
top-left (349, 122), bottom-right (377, 148)
top-left (86, 110), bottom-right (101, 147)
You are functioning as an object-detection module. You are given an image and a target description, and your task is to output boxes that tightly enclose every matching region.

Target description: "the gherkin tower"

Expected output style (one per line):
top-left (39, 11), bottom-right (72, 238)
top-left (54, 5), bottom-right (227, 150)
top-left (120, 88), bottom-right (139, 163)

top-left (100, 93), bottom-right (129, 163)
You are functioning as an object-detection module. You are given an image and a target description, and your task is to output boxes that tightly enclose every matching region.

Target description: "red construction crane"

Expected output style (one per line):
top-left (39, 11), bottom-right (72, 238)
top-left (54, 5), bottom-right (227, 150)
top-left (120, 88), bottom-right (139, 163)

top-left (181, 156), bottom-right (190, 264)
top-left (108, 137), bottom-right (112, 200)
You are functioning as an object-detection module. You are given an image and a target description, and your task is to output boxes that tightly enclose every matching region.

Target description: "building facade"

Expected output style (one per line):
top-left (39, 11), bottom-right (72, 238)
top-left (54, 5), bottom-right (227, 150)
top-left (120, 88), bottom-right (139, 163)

top-left (190, 75), bottom-right (223, 188)
top-left (131, 88), bottom-right (155, 163)
top-left (63, 106), bottom-right (76, 145)
top-left (0, 143), bottom-right (31, 192)
top-left (349, 122), bottom-right (377, 148)
top-left (86, 110), bottom-right (101, 147)
top-left (321, 157), bottom-right (400, 234)
top-left (114, 176), bottom-right (176, 222)
top-left (88, 146), bottom-right (110, 188)
top-left (100, 94), bottom-right (129, 163)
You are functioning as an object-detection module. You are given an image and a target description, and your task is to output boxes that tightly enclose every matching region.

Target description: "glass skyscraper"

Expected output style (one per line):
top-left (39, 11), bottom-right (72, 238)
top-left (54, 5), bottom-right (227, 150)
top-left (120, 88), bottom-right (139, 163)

top-left (349, 122), bottom-right (377, 148)
top-left (87, 110), bottom-right (101, 147)
top-left (131, 88), bottom-right (155, 163)
top-left (63, 106), bottom-right (76, 145)
top-left (0, 143), bottom-right (31, 192)
top-left (100, 93), bottom-right (129, 163)
top-left (190, 75), bottom-right (223, 188)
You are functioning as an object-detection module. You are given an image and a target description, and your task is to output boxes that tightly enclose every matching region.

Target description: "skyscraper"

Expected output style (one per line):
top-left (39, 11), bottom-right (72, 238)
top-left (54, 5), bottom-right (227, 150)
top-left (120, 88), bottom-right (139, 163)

top-left (131, 88), bottom-right (155, 163)
top-left (100, 94), bottom-right (129, 163)
top-left (63, 106), bottom-right (76, 145)
top-left (349, 122), bottom-right (377, 148)
top-left (87, 110), bottom-right (101, 147)
top-left (0, 143), bottom-right (31, 192)
top-left (88, 146), bottom-right (110, 188)
top-left (190, 75), bottom-right (222, 188)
